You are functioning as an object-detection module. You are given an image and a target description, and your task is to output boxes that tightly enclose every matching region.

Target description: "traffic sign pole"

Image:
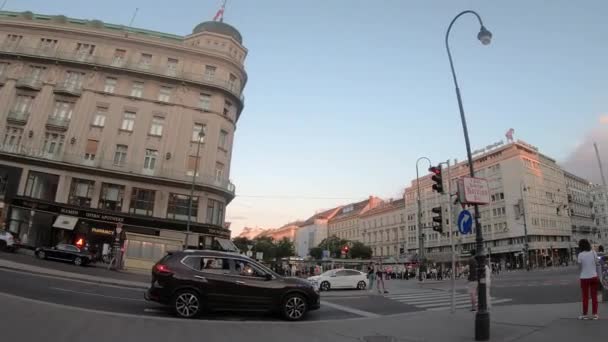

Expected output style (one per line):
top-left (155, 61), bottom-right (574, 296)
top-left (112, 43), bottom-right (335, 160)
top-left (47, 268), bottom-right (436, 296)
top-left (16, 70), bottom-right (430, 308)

top-left (445, 159), bottom-right (456, 314)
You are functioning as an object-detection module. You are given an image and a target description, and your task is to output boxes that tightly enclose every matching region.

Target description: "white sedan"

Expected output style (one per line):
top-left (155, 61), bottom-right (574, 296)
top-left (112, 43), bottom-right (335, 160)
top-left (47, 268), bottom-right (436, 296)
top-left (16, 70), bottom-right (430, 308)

top-left (308, 269), bottom-right (368, 291)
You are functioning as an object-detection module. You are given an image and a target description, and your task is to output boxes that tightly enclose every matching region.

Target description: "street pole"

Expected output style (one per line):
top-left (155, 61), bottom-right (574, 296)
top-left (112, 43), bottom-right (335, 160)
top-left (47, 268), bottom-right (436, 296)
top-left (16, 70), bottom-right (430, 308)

top-left (520, 182), bottom-right (530, 270)
top-left (445, 10), bottom-right (492, 341)
top-left (185, 130), bottom-right (205, 249)
top-left (443, 159), bottom-right (456, 313)
top-left (416, 156), bottom-right (432, 281)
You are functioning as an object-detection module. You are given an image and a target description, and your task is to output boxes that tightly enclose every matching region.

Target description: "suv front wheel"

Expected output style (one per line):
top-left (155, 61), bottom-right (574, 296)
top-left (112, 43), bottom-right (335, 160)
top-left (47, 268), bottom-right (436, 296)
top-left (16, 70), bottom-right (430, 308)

top-left (282, 293), bottom-right (308, 321)
top-left (173, 290), bottom-right (202, 318)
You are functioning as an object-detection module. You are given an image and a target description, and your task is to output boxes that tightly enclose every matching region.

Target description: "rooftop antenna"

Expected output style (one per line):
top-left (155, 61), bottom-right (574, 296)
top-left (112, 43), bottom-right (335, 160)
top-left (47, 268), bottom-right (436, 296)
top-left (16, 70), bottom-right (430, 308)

top-left (213, 0), bottom-right (227, 22)
top-left (0, 1), bottom-right (8, 11)
top-left (124, 8), bottom-right (138, 37)
top-left (594, 142), bottom-right (607, 187)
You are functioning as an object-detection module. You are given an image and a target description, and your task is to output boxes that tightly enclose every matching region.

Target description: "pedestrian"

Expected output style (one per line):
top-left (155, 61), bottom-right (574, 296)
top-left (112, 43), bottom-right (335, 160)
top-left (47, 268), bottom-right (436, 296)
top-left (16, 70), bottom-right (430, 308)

top-left (367, 262), bottom-right (375, 291)
top-left (467, 249), bottom-right (478, 311)
top-left (577, 239), bottom-right (600, 320)
top-left (376, 262), bottom-right (388, 294)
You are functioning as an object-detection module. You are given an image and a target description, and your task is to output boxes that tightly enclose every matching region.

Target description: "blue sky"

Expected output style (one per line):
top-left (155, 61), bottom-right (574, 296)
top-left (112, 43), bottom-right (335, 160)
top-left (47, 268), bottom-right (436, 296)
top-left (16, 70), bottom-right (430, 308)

top-left (13, 0), bottom-right (608, 234)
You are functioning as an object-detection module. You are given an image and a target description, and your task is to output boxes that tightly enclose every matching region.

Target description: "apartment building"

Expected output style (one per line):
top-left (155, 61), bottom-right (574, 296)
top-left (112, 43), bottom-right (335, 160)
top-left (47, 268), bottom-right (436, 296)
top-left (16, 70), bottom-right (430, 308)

top-left (359, 198), bottom-right (406, 258)
top-left (295, 206), bottom-right (341, 258)
top-left (564, 171), bottom-right (598, 247)
top-left (0, 11), bottom-right (247, 269)
top-left (328, 196), bottom-right (381, 242)
top-left (591, 184), bottom-right (608, 245)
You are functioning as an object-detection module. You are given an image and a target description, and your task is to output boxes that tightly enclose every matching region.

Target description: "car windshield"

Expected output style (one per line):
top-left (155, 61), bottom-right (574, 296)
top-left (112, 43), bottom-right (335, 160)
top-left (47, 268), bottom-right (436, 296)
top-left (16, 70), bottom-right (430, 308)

top-left (321, 270), bottom-right (337, 276)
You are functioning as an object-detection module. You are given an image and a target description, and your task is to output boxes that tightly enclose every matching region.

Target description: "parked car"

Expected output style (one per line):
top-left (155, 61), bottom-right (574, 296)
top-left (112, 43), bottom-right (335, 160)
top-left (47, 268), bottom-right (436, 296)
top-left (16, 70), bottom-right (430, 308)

top-left (308, 268), bottom-right (368, 291)
top-left (145, 250), bottom-right (320, 321)
top-left (0, 230), bottom-right (19, 252)
top-left (35, 243), bottom-right (94, 266)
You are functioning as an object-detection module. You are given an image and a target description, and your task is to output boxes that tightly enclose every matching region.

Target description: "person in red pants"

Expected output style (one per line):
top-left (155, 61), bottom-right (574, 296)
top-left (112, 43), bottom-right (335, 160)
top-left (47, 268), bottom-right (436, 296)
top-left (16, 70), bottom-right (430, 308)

top-left (577, 239), bottom-right (600, 320)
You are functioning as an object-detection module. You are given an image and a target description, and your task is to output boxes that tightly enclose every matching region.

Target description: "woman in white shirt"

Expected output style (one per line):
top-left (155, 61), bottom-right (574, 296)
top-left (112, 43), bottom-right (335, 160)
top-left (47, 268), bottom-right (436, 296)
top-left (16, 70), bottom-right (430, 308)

top-left (577, 239), bottom-right (599, 320)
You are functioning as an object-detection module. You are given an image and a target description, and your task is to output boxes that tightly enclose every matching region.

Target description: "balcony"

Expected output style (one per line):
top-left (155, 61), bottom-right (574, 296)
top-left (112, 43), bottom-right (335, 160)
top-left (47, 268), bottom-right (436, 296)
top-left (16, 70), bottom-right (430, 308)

top-left (6, 110), bottom-right (30, 125)
top-left (0, 45), bottom-right (245, 106)
top-left (16, 76), bottom-right (42, 91)
top-left (45, 116), bottom-right (71, 131)
top-left (54, 80), bottom-right (82, 97)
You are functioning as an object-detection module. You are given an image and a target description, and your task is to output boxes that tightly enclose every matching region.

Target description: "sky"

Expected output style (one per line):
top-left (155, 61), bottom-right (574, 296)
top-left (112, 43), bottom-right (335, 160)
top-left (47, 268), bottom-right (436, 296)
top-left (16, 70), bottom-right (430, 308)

top-left (12, 0), bottom-right (608, 235)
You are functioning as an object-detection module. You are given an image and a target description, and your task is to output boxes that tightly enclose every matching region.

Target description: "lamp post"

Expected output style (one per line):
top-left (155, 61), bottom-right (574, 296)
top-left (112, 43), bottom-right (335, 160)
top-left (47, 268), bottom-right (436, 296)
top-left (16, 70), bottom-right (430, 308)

top-left (416, 156), bottom-right (432, 281)
top-left (185, 129), bottom-right (205, 249)
top-left (445, 10), bottom-right (493, 341)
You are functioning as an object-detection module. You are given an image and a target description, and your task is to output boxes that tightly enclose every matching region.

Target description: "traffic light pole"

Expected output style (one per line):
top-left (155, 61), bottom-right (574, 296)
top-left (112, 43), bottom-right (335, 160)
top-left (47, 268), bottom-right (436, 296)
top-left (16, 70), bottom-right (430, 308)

top-left (443, 159), bottom-right (456, 313)
top-left (416, 157), bottom-right (432, 282)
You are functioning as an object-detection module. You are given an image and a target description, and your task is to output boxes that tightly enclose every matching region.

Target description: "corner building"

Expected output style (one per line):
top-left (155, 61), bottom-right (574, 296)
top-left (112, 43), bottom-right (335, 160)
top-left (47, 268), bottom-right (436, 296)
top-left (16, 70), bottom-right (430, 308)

top-left (0, 11), bottom-right (247, 269)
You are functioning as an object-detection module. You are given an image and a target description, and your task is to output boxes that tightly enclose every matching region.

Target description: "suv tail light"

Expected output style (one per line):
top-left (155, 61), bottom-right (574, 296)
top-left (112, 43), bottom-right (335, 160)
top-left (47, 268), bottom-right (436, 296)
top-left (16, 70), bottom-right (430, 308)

top-left (154, 263), bottom-right (173, 275)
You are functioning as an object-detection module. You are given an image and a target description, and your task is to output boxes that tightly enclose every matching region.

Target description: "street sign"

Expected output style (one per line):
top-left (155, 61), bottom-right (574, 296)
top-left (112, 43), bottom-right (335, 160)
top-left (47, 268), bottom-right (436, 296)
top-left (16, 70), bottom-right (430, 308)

top-left (255, 252), bottom-right (263, 260)
top-left (458, 177), bottom-right (490, 204)
top-left (457, 210), bottom-right (473, 234)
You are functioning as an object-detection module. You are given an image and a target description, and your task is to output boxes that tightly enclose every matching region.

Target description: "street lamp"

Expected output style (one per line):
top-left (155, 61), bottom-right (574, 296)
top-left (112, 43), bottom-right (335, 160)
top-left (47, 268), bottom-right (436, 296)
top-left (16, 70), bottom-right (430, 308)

top-left (445, 10), bottom-right (492, 341)
top-left (185, 129), bottom-right (205, 249)
top-left (416, 156), bottom-right (432, 281)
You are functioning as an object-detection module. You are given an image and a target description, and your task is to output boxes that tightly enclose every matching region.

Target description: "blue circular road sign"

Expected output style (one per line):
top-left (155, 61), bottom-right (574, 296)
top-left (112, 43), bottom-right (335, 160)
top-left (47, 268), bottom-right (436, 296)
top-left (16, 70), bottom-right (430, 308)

top-left (458, 210), bottom-right (473, 235)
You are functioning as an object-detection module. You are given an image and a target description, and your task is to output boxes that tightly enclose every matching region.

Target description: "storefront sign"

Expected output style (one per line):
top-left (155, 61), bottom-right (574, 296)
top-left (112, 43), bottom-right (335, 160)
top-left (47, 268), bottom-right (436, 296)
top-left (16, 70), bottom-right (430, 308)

top-left (91, 228), bottom-right (114, 236)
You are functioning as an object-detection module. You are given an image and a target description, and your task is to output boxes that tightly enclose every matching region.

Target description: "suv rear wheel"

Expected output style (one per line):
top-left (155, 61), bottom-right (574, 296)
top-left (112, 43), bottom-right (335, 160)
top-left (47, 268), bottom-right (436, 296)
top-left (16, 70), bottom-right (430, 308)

top-left (173, 290), bottom-right (202, 318)
top-left (282, 293), bottom-right (308, 321)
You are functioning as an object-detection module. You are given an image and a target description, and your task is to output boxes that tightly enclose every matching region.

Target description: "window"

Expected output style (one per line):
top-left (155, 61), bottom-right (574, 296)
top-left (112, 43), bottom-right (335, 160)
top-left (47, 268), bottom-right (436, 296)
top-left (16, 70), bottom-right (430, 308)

top-left (183, 256), bottom-right (230, 274)
top-left (51, 100), bottom-right (74, 120)
top-left (121, 112), bottom-right (136, 131)
top-left (167, 193), bottom-right (198, 221)
top-left (112, 49), bottom-right (126, 66)
top-left (99, 183), bottom-right (125, 211)
top-left (43, 132), bottom-right (65, 155)
top-left (28, 65), bottom-right (45, 80)
top-left (186, 155), bottom-right (200, 176)
top-left (68, 178), bottom-right (94, 207)
top-left (192, 123), bottom-right (206, 142)
top-left (166, 58), bottom-right (178, 76)
top-left (12, 95), bottom-right (34, 113)
top-left (157, 86), bottom-right (171, 102)
top-left (228, 74), bottom-right (237, 91)
top-left (84, 139), bottom-right (98, 161)
top-left (138, 53), bottom-right (152, 69)
top-left (204, 65), bottom-right (216, 81)
top-left (130, 81), bottom-right (144, 98)
top-left (38, 38), bottom-right (58, 52)
top-left (4, 34), bottom-right (22, 48)
top-left (234, 260), bottom-right (267, 278)
top-left (0, 62), bottom-right (9, 76)
top-left (215, 162), bottom-right (224, 182)
top-left (92, 107), bottom-right (107, 127)
top-left (3, 127), bottom-right (23, 148)
top-left (149, 117), bottom-right (164, 136)
top-left (104, 77), bottom-right (117, 93)
top-left (219, 130), bottom-right (228, 150)
top-left (64, 71), bottom-right (83, 88)
top-left (24, 171), bottom-right (59, 201)
top-left (206, 199), bottom-right (224, 225)
top-left (143, 149), bottom-right (158, 171)
top-left (113, 145), bottom-right (128, 166)
top-left (223, 101), bottom-right (232, 117)
top-left (75, 43), bottom-right (95, 61)
top-left (199, 93), bottom-right (211, 111)
top-left (129, 188), bottom-right (155, 216)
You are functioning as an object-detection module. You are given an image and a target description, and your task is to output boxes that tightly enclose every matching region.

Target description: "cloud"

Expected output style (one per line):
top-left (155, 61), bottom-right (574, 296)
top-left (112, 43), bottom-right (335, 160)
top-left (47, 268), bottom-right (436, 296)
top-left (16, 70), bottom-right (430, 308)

top-left (561, 120), bottom-right (608, 183)
top-left (227, 215), bottom-right (248, 220)
top-left (601, 115), bottom-right (608, 125)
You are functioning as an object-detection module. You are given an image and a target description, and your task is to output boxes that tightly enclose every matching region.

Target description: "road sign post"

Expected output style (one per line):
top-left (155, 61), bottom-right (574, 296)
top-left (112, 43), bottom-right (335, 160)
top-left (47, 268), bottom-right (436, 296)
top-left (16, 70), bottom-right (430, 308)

top-left (458, 210), bottom-right (473, 235)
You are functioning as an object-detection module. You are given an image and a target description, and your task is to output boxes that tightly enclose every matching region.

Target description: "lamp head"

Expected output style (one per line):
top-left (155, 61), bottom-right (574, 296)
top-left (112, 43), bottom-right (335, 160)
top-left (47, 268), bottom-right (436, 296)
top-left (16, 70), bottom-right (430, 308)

top-left (477, 26), bottom-right (492, 45)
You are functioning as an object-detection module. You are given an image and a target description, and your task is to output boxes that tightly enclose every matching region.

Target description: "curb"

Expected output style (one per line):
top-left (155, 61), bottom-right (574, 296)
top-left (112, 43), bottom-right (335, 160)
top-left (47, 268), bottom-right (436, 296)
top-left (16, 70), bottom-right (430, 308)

top-left (0, 265), bottom-right (149, 289)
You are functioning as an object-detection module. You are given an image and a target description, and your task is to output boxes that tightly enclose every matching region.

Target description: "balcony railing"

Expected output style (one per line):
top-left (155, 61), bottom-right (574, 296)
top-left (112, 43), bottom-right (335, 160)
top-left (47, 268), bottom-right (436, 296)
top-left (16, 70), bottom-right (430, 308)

top-left (15, 76), bottom-right (42, 91)
top-left (45, 116), bottom-right (71, 130)
top-left (0, 144), bottom-right (235, 195)
top-left (0, 45), bottom-right (245, 104)
top-left (54, 80), bottom-right (82, 96)
top-left (6, 110), bottom-right (30, 125)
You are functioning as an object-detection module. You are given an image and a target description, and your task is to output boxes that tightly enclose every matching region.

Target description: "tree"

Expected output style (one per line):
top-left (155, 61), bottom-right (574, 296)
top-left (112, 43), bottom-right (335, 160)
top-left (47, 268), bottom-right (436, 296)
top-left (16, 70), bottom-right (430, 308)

top-left (232, 237), bottom-right (252, 253)
top-left (318, 236), bottom-right (349, 258)
top-left (309, 247), bottom-right (323, 260)
top-left (349, 241), bottom-right (373, 259)
top-left (252, 236), bottom-right (276, 261)
top-left (274, 237), bottom-right (295, 259)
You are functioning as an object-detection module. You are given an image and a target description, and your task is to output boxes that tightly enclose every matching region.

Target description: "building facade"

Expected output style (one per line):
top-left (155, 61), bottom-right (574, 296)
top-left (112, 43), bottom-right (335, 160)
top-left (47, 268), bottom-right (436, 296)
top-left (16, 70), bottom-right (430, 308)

top-left (359, 198), bottom-right (406, 258)
top-left (328, 196), bottom-right (381, 244)
top-left (564, 171), bottom-right (598, 247)
top-left (295, 207), bottom-right (341, 257)
top-left (591, 184), bottom-right (608, 246)
top-left (0, 11), bottom-right (247, 269)
top-left (404, 140), bottom-right (573, 268)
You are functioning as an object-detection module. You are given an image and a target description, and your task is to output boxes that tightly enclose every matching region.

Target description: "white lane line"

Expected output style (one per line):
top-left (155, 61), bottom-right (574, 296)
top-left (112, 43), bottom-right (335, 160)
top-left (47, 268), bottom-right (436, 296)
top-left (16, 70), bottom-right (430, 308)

top-left (399, 296), bottom-right (470, 305)
top-left (320, 300), bottom-right (380, 318)
top-left (51, 287), bottom-right (145, 302)
top-left (417, 299), bottom-right (471, 308)
top-left (143, 308), bottom-right (166, 313)
top-left (387, 293), bottom-right (447, 300)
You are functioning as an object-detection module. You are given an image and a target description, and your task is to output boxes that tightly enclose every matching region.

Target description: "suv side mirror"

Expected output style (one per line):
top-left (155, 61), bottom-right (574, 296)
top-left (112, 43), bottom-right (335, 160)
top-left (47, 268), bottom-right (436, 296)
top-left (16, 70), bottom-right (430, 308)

top-left (265, 273), bottom-right (273, 281)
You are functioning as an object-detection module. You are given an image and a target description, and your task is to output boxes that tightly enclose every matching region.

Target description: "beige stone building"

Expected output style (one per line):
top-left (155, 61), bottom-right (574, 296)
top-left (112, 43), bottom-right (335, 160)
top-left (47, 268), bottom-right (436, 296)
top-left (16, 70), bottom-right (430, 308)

top-left (0, 11), bottom-right (247, 269)
top-left (328, 196), bottom-right (382, 243)
top-left (359, 198), bottom-right (406, 258)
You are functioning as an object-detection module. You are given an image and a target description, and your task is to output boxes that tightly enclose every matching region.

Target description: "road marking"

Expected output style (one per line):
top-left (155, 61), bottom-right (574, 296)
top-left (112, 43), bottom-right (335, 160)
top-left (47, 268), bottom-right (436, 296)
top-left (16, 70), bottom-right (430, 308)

top-left (320, 300), bottom-right (380, 318)
top-left (143, 308), bottom-right (166, 313)
top-left (51, 287), bottom-right (145, 301)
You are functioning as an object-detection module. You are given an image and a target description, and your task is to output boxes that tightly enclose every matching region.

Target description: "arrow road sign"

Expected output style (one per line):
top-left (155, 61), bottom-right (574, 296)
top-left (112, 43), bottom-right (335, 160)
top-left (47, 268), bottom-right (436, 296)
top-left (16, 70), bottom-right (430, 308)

top-left (458, 210), bottom-right (473, 235)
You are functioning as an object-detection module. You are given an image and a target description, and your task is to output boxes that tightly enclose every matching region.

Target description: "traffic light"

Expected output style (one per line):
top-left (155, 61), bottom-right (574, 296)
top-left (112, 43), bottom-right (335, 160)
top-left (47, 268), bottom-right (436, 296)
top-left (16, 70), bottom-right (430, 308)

top-left (431, 206), bottom-right (443, 233)
top-left (341, 245), bottom-right (349, 254)
top-left (429, 165), bottom-right (444, 193)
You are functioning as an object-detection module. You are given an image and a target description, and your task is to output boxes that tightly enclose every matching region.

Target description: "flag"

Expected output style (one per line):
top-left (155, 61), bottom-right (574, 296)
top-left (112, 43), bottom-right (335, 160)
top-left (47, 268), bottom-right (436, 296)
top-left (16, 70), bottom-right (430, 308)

top-left (213, 0), bottom-right (226, 22)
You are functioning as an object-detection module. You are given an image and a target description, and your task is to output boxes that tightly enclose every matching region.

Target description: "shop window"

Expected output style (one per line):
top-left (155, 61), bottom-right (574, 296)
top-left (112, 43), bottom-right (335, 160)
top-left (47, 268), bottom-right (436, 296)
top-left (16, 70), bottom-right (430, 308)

top-left (129, 188), bottom-right (155, 216)
top-left (24, 171), bottom-right (59, 201)
top-left (99, 183), bottom-right (125, 211)
top-left (206, 199), bottom-right (224, 226)
top-left (167, 193), bottom-right (198, 221)
top-left (68, 178), bottom-right (94, 207)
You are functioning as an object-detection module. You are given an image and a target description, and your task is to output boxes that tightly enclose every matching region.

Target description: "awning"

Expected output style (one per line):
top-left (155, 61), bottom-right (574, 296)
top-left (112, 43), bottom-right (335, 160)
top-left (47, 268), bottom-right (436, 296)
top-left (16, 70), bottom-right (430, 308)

top-left (215, 238), bottom-right (238, 252)
top-left (52, 215), bottom-right (79, 231)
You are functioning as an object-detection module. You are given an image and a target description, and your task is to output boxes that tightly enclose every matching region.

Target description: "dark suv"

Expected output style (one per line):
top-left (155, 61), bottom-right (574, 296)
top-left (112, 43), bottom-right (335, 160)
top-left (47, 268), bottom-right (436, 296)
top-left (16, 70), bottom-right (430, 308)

top-left (145, 250), bottom-right (320, 320)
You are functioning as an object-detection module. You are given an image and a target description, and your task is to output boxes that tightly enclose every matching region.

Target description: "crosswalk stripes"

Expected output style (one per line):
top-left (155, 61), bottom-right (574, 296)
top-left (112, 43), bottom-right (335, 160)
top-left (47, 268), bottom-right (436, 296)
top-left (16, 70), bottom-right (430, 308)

top-left (385, 289), bottom-right (512, 311)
